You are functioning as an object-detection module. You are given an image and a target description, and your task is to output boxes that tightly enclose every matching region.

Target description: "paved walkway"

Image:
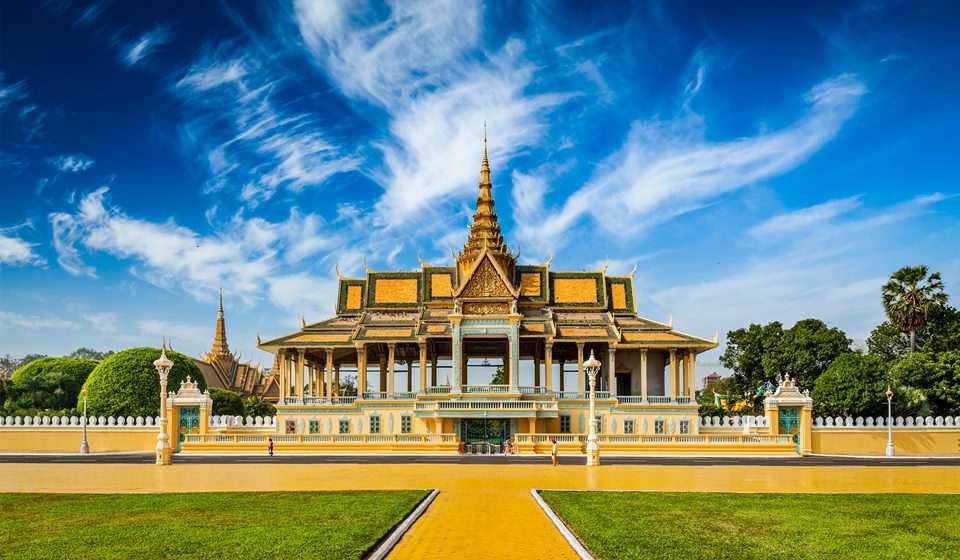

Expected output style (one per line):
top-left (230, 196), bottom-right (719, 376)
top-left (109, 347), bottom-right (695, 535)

top-left (2, 463), bottom-right (959, 559)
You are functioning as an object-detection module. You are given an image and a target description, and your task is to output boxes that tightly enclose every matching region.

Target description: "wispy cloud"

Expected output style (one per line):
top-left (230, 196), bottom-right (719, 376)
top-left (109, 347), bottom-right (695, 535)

top-left (86, 311), bottom-right (119, 334)
top-left (48, 153), bottom-right (95, 173)
top-left (748, 195), bottom-right (862, 238)
top-left (174, 47), bottom-right (360, 206)
top-left (123, 24), bottom-right (173, 66)
top-left (0, 310), bottom-right (78, 330)
top-left (293, 1), bottom-right (569, 227)
top-left (139, 319), bottom-right (208, 344)
top-left (513, 74), bottom-right (867, 258)
top-left (0, 222), bottom-right (46, 267)
top-left (48, 187), bottom-right (348, 316)
top-left (75, 2), bottom-right (105, 27)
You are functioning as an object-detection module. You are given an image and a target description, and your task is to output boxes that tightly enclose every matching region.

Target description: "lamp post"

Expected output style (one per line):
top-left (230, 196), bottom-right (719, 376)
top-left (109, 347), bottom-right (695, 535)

top-left (79, 388), bottom-right (89, 454)
top-left (153, 345), bottom-right (174, 466)
top-left (583, 349), bottom-right (602, 466)
top-left (885, 384), bottom-right (895, 457)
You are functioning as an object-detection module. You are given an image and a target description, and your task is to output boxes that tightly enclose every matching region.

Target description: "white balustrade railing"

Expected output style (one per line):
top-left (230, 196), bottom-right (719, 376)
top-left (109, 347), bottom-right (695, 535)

top-left (184, 433), bottom-right (459, 445)
top-left (647, 396), bottom-right (673, 404)
top-left (813, 415), bottom-right (960, 428)
top-left (463, 385), bottom-right (513, 393)
top-left (0, 415), bottom-right (161, 428)
top-left (423, 386), bottom-right (452, 394)
top-left (207, 415), bottom-right (277, 428)
top-left (698, 415), bottom-right (769, 428)
top-left (362, 391), bottom-right (416, 400)
top-left (513, 433), bottom-right (794, 445)
top-left (556, 391), bottom-right (584, 400)
top-left (415, 400), bottom-right (558, 411)
top-left (518, 386), bottom-right (552, 395)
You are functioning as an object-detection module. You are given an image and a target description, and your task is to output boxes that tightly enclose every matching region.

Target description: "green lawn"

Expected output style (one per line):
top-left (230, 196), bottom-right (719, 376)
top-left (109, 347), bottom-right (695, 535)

top-left (540, 491), bottom-right (960, 560)
top-left (0, 490), bottom-right (429, 560)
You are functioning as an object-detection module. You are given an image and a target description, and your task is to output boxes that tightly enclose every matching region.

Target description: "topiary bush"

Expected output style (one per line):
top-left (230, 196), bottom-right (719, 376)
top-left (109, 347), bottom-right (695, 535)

top-left (8, 357), bottom-right (97, 412)
top-left (80, 347), bottom-right (205, 417)
top-left (209, 388), bottom-right (245, 416)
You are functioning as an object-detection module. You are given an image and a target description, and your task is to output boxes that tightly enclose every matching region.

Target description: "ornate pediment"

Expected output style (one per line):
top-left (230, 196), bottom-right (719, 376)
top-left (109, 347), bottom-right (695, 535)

top-left (460, 257), bottom-right (513, 298)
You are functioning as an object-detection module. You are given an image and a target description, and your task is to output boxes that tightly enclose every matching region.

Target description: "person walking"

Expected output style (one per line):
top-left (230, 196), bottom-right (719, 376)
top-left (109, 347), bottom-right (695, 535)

top-left (268, 436), bottom-right (274, 457)
top-left (550, 437), bottom-right (559, 466)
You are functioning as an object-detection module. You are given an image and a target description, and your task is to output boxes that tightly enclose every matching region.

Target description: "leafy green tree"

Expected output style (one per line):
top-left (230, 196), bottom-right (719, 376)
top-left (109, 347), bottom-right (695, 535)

top-left (812, 353), bottom-right (888, 417)
top-left (243, 396), bottom-right (276, 417)
top-left (882, 265), bottom-right (948, 352)
top-left (764, 319), bottom-right (851, 391)
top-left (338, 374), bottom-right (357, 396)
top-left (68, 347), bottom-right (114, 361)
top-left (890, 350), bottom-right (960, 415)
top-left (721, 319), bottom-right (850, 410)
top-left (491, 365), bottom-right (506, 385)
top-left (866, 322), bottom-right (912, 362)
top-left (209, 388), bottom-right (245, 416)
top-left (8, 357), bottom-right (97, 411)
top-left (920, 305), bottom-right (960, 354)
top-left (81, 347), bottom-right (205, 417)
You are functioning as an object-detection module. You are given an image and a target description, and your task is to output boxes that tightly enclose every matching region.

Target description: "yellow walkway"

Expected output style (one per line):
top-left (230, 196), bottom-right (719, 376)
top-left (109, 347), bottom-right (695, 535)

top-left (3, 463), bottom-right (959, 559)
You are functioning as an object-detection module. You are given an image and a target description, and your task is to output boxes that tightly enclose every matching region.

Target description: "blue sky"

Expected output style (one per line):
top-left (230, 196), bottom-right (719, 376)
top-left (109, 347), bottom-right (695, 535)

top-left (1, 0), bottom-right (958, 376)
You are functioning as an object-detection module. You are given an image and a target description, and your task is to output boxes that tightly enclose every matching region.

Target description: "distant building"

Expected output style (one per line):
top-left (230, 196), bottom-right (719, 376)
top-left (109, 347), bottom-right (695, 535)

top-left (703, 372), bottom-right (723, 390)
top-left (193, 291), bottom-right (277, 399)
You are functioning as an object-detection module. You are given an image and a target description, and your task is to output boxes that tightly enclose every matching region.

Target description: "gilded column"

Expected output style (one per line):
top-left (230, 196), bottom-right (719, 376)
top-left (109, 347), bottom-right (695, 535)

top-left (278, 351), bottom-right (287, 404)
top-left (576, 342), bottom-right (585, 395)
top-left (687, 351), bottom-right (697, 399)
top-left (509, 321), bottom-right (520, 390)
top-left (325, 348), bottom-right (334, 399)
top-left (419, 343), bottom-right (427, 393)
top-left (356, 345), bottom-right (367, 397)
top-left (387, 343), bottom-right (396, 396)
top-left (640, 349), bottom-right (648, 403)
top-left (544, 343), bottom-right (553, 391)
top-left (607, 346), bottom-right (617, 397)
top-left (307, 362), bottom-right (314, 398)
top-left (451, 316), bottom-right (462, 393)
top-left (669, 348), bottom-right (679, 400)
top-left (378, 349), bottom-right (387, 393)
top-left (297, 349), bottom-right (306, 401)
top-left (334, 364), bottom-right (340, 397)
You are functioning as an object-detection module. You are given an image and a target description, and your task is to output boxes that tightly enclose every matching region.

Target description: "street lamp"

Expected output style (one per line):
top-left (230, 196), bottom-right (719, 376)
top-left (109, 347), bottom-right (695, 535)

top-left (153, 344), bottom-right (174, 466)
top-left (584, 349), bottom-right (602, 466)
top-left (885, 384), bottom-right (895, 457)
top-left (79, 388), bottom-right (89, 454)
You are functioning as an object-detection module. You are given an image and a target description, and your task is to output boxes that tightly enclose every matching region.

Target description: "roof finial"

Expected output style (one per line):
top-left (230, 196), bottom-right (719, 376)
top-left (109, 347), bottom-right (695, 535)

top-left (218, 287), bottom-right (224, 317)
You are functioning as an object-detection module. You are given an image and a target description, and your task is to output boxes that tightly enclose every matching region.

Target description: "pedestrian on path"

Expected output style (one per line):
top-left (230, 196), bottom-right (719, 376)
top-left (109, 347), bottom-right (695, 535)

top-left (551, 437), bottom-right (558, 466)
top-left (268, 436), bottom-right (274, 457)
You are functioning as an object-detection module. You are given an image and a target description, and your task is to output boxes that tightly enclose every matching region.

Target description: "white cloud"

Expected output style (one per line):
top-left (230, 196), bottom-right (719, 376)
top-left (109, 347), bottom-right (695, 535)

top-left (85, 312), bottom-right (119, 334)
top-left (293, 2), bottom-right (569, 227)
top-left (123, 25), bottom-right (173, 66)
top-left (49, 153), bottom-right (95, 173)
top-left (47, 187), bottom-right (345, 315)
top-left (267, 272), bottom-right (339, 320)
top-left (748, 195), bottom-right (862, 238)
top-left (0, 311), bottom-right (78, 330)
top-left (513, 74), bottom-right (867, 256)
top-left (174, 47), bottom-right (360, 205)
top-left (0, 222), bottom-right (45, 267)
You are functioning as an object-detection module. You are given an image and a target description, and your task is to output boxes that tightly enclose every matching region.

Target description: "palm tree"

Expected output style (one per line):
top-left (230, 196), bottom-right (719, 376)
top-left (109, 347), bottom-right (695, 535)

top-left (881, 265), bottom-right (948, 352)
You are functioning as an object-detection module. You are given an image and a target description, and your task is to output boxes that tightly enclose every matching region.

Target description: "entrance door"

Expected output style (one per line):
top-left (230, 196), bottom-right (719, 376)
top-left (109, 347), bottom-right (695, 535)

top-left (461, 419), bottom-right (510, 454)
top-left (177, 406), bottom-right (200, 451)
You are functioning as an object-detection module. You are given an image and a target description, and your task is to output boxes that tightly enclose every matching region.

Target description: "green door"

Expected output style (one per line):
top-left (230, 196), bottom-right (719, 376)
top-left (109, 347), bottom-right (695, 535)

top-left (461, 419), bottom-right (510, 447)
top-left (778, 407), bottom-right (801, 453)
top-left (177, 407), bottom-right (200, 451)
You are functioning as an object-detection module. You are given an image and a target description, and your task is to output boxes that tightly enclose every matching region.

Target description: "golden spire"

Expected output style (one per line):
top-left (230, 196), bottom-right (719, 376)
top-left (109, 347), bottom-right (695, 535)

top-left (207, 288), bottom-right (230, 360)
top-left (461, 128), bottom-right (509, 262)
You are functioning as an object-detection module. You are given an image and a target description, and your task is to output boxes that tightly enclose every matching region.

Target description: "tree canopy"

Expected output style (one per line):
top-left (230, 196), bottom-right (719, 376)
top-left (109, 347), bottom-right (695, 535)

top-left (882, 265), bottom-right (948, 352)
top-left (720, 319), bottom-right (850, 410)
top-left (812, 353), bottom-right (888, 417)
top-left (4, 357), bottom-right (97, 414)
top-left (209, 388), bottom-right (245, 416)
top-left (81, 347), bottom-right (205, 417)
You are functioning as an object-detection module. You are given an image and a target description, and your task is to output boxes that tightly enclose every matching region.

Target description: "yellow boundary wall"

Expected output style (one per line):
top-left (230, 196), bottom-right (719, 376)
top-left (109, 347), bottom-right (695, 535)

top-left (813, 429), bottom-right (960, 456)
top-left (0, 428), bottom-right (156, 453)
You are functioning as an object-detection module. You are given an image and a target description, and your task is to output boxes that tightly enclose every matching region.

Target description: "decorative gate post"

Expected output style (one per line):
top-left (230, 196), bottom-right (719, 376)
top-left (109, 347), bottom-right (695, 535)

top-left (763, 375), bottom-right (813, 455)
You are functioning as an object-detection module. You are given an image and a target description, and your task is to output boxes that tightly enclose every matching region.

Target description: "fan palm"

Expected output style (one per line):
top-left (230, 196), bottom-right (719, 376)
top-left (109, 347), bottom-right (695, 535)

top-left (881, 265), bottom-right (948, 352)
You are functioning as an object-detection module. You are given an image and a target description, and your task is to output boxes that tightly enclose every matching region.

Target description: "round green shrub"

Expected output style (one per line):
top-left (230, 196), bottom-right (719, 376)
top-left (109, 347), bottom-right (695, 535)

top-left (209, 387), bottom-right (245, 416)
top-left (10, 357), bottom-right (97, 411)
top-left (80, 347), bottom-right (205, 417)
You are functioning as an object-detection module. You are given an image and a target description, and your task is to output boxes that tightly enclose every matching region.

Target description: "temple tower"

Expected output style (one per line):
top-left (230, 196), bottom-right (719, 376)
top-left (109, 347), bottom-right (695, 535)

top-left (205, 289), bottom-right (231, 362)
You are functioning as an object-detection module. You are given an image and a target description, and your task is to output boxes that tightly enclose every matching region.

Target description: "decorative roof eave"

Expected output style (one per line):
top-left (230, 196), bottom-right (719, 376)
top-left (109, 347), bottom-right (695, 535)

top-left (453, 248), bottom-right (520, 299)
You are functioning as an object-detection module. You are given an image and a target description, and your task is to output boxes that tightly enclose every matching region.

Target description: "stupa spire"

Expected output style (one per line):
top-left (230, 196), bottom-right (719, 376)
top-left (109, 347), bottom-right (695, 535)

top-left (208, 288), bottom-right (230, 359)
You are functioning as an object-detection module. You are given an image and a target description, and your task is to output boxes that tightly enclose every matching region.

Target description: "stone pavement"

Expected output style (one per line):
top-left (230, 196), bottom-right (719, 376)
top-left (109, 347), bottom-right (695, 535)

top-left (2, 463), bottom-right (959, 559)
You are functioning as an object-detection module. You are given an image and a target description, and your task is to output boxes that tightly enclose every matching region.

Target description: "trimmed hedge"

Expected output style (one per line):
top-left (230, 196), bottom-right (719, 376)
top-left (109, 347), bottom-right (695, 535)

top-left (80, 347), bottom-right (205, 417)
top-left (9, 357), bottom-right (97, 411)
top-left (209, 388), bottom-right (244, 416)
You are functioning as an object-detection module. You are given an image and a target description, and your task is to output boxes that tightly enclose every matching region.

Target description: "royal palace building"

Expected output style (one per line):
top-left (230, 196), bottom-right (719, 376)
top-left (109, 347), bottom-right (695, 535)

top-left (255, 139), bottom-right (719, 448)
